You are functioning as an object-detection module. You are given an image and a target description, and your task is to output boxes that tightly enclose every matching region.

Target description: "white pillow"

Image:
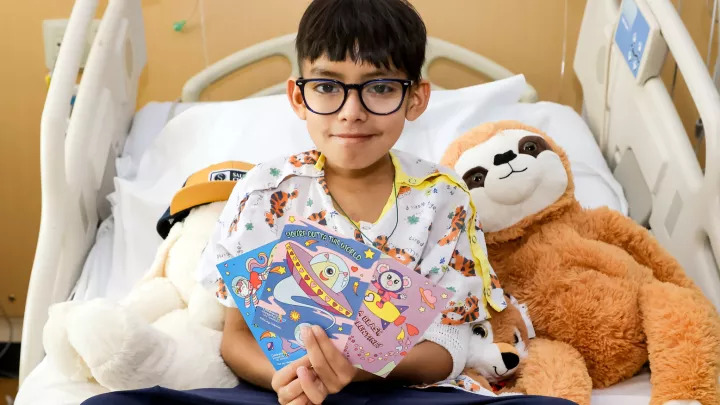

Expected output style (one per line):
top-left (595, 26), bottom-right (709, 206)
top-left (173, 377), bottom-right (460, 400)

top-left (109, 75), bottom-right (528, 298)
top-left (109, 74), bottom-right (625, 299)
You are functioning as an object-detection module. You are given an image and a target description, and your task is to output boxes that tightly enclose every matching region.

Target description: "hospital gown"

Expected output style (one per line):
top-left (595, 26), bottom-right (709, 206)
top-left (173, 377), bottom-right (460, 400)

top-left (197, 149), bottom-right (508, 378)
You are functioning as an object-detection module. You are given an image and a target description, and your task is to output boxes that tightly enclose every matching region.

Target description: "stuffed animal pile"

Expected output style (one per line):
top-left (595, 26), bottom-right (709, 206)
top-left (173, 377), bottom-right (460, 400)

top-left (464, 295), bottom-right (592, 405)
top-left (441, 120), bottom-right (720, 405)
top-left (416, 294), bottom-right (593, 405)
top-left (42, 161), bottom-right (253, 392)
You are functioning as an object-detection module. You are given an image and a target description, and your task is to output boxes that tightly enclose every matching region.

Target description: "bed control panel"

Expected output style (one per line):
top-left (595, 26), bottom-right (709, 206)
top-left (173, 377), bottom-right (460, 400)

top-left (614, 0), bottom-right (667, 84)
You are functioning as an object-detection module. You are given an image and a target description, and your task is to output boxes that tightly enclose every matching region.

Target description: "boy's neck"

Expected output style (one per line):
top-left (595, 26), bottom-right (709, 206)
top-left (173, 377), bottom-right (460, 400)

top-left (323, 154), bottom-right (394, 186)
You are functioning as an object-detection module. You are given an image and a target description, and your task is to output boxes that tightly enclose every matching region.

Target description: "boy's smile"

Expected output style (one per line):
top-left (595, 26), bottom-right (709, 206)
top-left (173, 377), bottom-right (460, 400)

top-left (331, 133), bottom-right (376, 145)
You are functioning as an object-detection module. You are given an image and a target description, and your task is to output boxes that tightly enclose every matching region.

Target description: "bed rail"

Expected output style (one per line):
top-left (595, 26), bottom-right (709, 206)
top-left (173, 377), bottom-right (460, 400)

top-left (181, 35), bottom-right (538, 103)
top-left (20, 0), bottom-right (146, 384)
top-left (575, 0), bottom-right (720, 310)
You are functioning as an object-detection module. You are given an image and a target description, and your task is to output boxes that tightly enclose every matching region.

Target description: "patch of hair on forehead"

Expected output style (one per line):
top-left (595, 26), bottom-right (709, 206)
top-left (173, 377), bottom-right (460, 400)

top-left (295, 0), bottom-right (427, 82)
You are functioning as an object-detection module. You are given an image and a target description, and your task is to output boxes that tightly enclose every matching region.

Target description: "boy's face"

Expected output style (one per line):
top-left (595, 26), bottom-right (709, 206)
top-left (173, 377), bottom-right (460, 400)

top-left (288, 55), bottom-right (430, 171)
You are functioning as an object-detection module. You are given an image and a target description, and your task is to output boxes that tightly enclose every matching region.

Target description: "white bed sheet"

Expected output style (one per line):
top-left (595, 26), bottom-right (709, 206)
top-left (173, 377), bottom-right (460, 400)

top-left (15, 360), bottom-right (109, 405)
top-left (74, 85), bottom-right (629, 304)
top-left (70, 101), bottom-right (207, 302)
top-left (80, 100), bottom-right (629, 304)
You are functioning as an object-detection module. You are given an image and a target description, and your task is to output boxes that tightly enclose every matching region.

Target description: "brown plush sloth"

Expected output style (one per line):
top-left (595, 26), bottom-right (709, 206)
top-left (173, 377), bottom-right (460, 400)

top-left (441, 120), bottom-right (720, 405)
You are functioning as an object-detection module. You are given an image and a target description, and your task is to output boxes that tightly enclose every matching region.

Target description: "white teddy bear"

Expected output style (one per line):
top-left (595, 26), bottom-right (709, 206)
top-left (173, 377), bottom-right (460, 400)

top-left (41, 161), bottom-right (254, 392)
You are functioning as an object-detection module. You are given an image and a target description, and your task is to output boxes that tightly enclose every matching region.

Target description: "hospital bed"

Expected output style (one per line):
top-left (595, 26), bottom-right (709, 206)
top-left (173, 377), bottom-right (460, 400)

top-left (15, 0), bottom-right (720, 403)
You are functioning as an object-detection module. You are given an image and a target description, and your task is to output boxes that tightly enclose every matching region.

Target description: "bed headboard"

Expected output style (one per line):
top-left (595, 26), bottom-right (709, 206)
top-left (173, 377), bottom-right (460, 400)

top-left (575, 0), bottom-right (720, 309)
top-left (180, 34), bottom-right (539, 103)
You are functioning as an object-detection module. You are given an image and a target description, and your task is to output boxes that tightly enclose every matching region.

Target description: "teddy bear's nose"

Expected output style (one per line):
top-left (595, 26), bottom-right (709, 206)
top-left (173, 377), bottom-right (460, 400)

top-left (501, 352), bottom-right (520, 369)
top-left (493, 150), bottom-right (517, 166)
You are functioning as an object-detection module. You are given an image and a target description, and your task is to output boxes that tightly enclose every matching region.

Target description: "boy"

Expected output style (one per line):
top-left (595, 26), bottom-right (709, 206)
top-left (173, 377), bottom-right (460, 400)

top-left (207, 0), bottom-right (511, 401)
top-left (82, 1), bottom-right (575, 404)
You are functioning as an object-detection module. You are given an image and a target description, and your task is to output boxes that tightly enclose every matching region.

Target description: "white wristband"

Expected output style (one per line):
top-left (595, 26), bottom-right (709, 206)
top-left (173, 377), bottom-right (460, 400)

top-left (420, 323), bottom-right (470, 380)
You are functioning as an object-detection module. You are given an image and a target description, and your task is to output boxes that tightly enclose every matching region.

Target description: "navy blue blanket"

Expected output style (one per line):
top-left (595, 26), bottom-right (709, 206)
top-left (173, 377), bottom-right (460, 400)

top-left (81, 380), bottom-right (577, 405)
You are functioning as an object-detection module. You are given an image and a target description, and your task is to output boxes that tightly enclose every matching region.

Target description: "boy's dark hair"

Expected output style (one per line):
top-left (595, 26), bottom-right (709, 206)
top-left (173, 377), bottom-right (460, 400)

top-left (295, 0), bottom-right (427, 82)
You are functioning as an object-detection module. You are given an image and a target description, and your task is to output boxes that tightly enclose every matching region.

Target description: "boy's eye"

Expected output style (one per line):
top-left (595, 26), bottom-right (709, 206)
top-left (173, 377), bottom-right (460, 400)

top-left (312, 82), bottom-right (341, 94)
top-left (366, 84), bottom-right (396, 95)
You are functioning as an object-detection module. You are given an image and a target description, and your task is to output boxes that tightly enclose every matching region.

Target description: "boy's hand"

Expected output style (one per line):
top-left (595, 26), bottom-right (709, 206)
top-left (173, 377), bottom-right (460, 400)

top-left (273, 357), bottom-right (315, 405)
top-left (300, 325), bottom-right (357, 403)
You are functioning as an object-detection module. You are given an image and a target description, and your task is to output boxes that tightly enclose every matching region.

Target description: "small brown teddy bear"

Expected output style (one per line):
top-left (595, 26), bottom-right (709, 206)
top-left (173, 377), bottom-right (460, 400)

top-left (441, 120), bottom-right (720, 405)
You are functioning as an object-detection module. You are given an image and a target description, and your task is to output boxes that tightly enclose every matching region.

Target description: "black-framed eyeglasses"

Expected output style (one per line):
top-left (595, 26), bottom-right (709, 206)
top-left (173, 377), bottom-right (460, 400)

top-left (295, 78), bottom-right (413, 115)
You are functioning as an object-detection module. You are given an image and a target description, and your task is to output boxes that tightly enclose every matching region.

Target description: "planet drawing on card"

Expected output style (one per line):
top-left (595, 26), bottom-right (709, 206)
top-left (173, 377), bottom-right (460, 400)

top-left (419, 287), bottom-right (437, 309)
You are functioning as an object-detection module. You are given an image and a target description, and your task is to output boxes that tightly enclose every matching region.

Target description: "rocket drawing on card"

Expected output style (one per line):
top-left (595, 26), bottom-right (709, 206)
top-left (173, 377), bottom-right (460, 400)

top-left (252, 219), bottom-right (377, 364)
top-left (347, 257), bottom-right (453, 377)
top-left (217, 241), bottom-right (301, 370)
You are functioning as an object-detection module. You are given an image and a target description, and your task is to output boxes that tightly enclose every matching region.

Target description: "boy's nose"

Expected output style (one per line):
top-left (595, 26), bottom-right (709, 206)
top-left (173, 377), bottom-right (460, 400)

top-left (338, 90), bottom-right (367, 122)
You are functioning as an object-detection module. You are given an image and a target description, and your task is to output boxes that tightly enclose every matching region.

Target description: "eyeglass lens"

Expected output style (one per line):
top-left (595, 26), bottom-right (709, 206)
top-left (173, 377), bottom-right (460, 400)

top-left (303, 80), bottom-right (405, 114)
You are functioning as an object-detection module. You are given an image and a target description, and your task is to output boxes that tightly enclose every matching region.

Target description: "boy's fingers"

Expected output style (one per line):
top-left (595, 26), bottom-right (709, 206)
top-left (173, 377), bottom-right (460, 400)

top-left (310, 325), bottom-right (356, 385)
top-left (303, 327), bottom-right (341, 392)
top-left (285, 393), bottom-right (310, 405)
top-left (277, 379), bottom-right (304, 404)
top-left (286, 393), bottom-right (310, 405)
top-left (272, 356), bottom-right (311, 392)
top-left (297, 365), bottom-right (328, 404)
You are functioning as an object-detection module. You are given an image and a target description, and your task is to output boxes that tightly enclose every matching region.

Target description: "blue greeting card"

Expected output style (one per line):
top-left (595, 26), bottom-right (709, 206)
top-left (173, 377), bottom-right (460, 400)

top-left (217, 241), bottom-right (302, 369)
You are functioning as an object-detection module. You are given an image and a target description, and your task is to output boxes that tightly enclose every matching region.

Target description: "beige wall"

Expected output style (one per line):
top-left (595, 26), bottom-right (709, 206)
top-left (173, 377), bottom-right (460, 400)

top-left (0, 0), bottom-right (715, 319)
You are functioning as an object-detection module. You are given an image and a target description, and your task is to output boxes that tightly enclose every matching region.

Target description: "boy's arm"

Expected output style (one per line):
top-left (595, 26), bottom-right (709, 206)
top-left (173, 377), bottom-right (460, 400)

top-left (353, 341), bottom-right (453, 384)
top-left (220, 308), bottom-right (276, 390)
top-left (413, 189), bottom-right (506, 380)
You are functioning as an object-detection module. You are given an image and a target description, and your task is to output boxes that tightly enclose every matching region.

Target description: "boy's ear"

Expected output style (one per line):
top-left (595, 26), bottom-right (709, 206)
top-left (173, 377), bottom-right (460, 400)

top-left (405, 79), bottom-right (431, 122)
top-left (287, 77), bottom-right (307, 121)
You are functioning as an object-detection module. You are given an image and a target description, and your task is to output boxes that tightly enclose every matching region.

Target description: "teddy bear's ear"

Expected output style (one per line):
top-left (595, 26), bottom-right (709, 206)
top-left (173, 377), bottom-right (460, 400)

top-left (143, 221), bottom-right (184, 281)
top-left (507, 295), bottom-right (536, 339)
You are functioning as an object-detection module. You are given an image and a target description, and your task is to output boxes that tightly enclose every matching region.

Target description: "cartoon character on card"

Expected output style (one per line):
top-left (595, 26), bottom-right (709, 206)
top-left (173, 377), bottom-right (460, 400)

top-left (364, 263), bottom-right (410, 329)
top-left (273, 242), bottom-right (353, 347)
top-left (231, 253), bottom-right (272, 308)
